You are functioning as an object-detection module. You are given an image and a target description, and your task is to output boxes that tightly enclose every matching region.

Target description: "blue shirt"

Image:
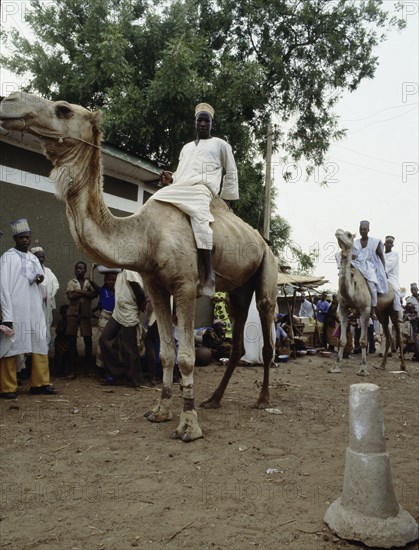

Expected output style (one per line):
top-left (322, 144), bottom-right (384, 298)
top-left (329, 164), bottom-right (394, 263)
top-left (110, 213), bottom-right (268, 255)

top-left (316, 300), bottom-right (330, 323)
top-left (98, 286), bottom-right (115, 312)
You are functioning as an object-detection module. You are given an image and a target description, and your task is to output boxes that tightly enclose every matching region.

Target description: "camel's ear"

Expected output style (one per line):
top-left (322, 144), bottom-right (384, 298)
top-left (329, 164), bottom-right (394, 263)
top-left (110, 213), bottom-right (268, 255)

top-left (90, 110), bottom-right (102, 132)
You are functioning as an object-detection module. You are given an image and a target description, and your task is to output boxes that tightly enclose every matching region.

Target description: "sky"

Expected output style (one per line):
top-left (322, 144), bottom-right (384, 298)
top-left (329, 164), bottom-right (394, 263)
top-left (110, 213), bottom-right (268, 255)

top-left (1, 1), bottom-right (418, 294)
top-left (271, 3), bottom-right (419, 293)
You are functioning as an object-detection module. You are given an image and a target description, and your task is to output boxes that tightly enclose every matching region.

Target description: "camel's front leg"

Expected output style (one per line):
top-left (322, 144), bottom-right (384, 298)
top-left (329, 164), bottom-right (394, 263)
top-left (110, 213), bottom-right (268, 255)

top-left (357, 314), bottom-right (369, 376)
top-left (329, 306), bottom-right (347, 373)
top-left (171, 291), bottom-right (202, 442)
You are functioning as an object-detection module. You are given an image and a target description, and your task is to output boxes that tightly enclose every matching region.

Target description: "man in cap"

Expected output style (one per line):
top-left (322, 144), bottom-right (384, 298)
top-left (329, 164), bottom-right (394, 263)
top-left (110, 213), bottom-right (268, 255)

top-left (384, 235), bottom-right (402, 314)
top-left (0, 219), bottom-right (57, 398)
top-left (406, 283), bottom-right (419, 315)
top-left (351, 221), bottom-right (387, 320)
top-left (152, 102), bottom-right (239, 297)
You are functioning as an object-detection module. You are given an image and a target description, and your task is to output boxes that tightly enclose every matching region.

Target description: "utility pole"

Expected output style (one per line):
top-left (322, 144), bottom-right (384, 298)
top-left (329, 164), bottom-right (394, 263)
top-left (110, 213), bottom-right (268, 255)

top-left (263, 121), bottom-right (273, 241)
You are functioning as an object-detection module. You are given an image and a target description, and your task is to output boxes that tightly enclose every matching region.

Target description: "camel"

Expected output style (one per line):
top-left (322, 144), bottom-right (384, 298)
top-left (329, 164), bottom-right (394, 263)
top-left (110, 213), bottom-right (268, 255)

top-left (331, 229), bottom-right (405, 375)
top-left (0, 92), bottom-right (278, 441)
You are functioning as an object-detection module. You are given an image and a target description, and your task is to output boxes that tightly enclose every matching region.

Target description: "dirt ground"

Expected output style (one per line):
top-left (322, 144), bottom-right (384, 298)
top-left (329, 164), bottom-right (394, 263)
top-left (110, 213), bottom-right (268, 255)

top-left (1, 352), bottom-right (418, 550)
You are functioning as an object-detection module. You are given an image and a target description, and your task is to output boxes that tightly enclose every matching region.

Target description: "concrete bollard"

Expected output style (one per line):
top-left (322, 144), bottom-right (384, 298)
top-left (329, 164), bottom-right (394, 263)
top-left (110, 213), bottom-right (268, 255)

top-left (324, 383), bottom-right (418, 548)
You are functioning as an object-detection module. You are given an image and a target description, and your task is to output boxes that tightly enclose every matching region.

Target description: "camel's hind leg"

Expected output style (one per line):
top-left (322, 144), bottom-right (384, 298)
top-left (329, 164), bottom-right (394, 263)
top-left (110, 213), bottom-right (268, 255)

top-left (200, 284), bottom-right (254, 409)
top-left (392, 310), bottom-right (406, 371)
top-left (143, 284), bottom-right (175, 423)
top-left (375, 314), bottom-right (390, 371)
top-left (254, 258), bottom-right (277, 408)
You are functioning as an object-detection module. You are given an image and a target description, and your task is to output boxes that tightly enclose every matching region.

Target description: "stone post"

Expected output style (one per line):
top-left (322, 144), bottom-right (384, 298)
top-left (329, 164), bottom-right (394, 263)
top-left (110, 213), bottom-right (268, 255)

top-left (324, 383), bottom-right (418, 548)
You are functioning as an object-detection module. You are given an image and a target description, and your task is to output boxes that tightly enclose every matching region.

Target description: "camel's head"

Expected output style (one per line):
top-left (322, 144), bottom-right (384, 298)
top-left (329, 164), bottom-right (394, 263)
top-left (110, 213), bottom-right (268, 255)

top-left (335, 229), bottom-right (355, 253)
top-left (0, 92), bottom-right (102, 161)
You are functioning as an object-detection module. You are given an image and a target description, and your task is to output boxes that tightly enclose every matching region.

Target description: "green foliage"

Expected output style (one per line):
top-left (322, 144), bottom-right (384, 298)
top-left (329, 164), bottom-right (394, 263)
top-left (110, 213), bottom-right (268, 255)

top-left (2, 0), bottom-right (403, 272)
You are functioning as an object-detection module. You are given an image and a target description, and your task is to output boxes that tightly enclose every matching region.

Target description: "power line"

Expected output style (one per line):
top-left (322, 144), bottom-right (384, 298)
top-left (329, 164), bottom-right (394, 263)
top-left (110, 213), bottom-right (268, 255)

top-left (330, 156), bottom-right (418, 181)
top-left (347, 105), bottom-right (418, 135)
top-left (334, 145), bottom-right (404, 167)
top-left (342, 101), bottom-right (419, 122)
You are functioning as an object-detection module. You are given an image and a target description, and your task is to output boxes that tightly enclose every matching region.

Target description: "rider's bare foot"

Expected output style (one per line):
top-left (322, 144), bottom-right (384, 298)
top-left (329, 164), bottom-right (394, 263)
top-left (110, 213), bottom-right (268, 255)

top-left (370, 307), bottom-right (378, 321)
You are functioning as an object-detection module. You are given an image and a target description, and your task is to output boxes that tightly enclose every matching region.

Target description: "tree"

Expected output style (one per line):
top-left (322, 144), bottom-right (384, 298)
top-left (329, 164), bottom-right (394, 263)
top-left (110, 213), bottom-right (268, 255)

top-left (1, 0), bottom-right (404, 269)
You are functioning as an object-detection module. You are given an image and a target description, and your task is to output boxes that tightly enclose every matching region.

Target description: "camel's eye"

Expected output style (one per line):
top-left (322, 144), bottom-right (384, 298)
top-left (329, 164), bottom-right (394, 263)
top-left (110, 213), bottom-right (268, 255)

top-left (55, 104), bottom-right (73, 119)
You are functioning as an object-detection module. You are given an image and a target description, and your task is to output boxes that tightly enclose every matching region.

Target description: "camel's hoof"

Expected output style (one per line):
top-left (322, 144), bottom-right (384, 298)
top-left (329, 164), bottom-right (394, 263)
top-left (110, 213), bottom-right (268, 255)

top-left (171, 410), bottom-right (203, 442)
top-left (253, 400), bottom-right (270, 410)
top-left (356, 368), bottom-right (369, 377)
top-left (373, 364), bottom-right (385, 370)
top-left (200, 397), bottom-right (221, 409)
top-left (144, 400), bottom-right (173, 422)
top-left (328, 366), bottom-right (341, 374)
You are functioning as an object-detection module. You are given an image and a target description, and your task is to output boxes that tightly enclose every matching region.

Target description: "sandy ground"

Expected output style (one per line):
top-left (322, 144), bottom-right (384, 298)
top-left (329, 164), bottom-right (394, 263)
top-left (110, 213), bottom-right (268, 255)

top-left (0, 352), bottom-right (418, 550)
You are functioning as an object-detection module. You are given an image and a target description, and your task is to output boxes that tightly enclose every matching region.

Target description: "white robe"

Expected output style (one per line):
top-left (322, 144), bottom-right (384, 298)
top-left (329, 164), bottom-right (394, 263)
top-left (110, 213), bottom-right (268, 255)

top-left (39, 266), bottom-right (60, 344)
top-left (385, 250), bottom-right (401, 311)
top-left (0, 248), bottom-right (48, 357)
top-left (150, 137), bottom-right (238, 249)
top-left (241, 294), bottom-right (275, 364)
top-left (299, 299), bottom-right (315, 318)
top-left (352, 237), bottom-right (388, 294)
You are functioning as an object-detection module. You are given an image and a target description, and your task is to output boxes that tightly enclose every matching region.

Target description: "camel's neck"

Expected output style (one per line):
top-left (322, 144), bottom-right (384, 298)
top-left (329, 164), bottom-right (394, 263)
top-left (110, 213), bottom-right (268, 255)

top-left (50, 142), bottom-right (145, 268)
top-left (338, 247), bottom-right (355, 301)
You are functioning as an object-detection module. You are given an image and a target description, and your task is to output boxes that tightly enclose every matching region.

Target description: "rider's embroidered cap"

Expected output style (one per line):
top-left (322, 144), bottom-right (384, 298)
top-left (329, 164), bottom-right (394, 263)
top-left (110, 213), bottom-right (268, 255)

top-left (195, 103), bottom-right (214, 118)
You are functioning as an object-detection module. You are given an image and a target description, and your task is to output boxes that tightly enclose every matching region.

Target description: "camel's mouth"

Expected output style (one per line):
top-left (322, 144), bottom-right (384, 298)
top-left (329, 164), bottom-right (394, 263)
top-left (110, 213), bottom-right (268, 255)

top-left (0, 112), bottom-right (31, 131)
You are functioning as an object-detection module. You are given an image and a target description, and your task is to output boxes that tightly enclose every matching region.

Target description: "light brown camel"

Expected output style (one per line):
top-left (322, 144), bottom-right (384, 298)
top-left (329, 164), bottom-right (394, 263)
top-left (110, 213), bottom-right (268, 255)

top-left (332, 229), bottom-right (405, 375)
top-left (0, 92), bottom-right (278, 441)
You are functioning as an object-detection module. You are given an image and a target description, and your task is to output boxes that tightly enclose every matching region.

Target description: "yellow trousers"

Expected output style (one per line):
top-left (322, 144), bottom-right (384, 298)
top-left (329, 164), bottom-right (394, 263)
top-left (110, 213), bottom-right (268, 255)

top-left (0, 354), bottom-right (50, 394)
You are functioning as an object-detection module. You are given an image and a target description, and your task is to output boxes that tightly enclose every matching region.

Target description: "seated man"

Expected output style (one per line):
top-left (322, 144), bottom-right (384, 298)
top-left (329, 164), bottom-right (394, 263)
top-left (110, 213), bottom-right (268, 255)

top-left (152, 103), bottom-right (239, 297)
top-left (202, 320), bottom-right (232, 362)
top-left (275, 323), bottom-right (290, 358)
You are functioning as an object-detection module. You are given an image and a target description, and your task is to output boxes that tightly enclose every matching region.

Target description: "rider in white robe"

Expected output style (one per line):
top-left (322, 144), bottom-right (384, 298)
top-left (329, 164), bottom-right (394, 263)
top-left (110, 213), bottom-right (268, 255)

top-left (351, 221), bottom-right (387, 317)
top-left (151, 131), bottom-right (238, 249)
top-left (151, 103), bottom-right (239, 297)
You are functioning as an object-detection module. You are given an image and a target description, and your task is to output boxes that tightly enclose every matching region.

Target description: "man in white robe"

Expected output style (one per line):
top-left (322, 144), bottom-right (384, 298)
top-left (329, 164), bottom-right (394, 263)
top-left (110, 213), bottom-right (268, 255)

top-left (30, 246), bottom-right (60, 346)
top-left (384, 235), bottom-right (401, 313)
top-left (152, 102), bottom-right (239, 297)
top-left (0, 219), bottom-right (57, 398)
top-left (351, 220), bottom-right (387, 319)
top-left (299, 293), bottom-right (316, 319)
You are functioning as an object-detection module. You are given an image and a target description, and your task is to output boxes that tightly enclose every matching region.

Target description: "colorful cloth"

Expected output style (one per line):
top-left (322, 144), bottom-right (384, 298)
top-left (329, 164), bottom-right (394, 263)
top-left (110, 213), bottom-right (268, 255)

top-left (213, 292), bottom-right (232, 340)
